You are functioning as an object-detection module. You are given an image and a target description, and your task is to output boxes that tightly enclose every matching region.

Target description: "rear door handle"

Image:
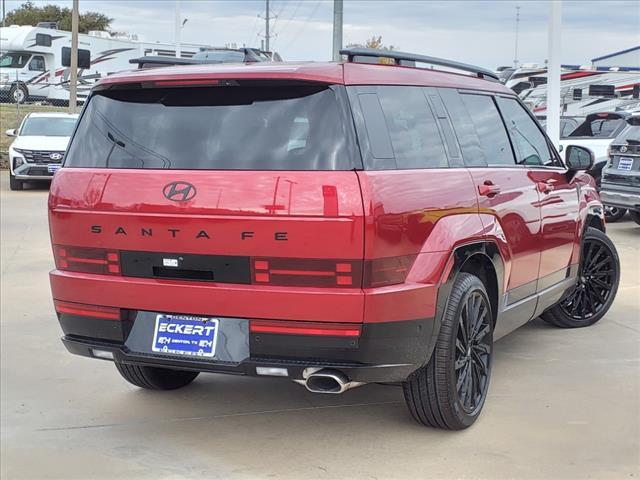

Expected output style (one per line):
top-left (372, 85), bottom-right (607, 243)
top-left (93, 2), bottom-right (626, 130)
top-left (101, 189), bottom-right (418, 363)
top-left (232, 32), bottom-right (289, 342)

top-left (478, 182), bottom-right (501, 197)
top-left (537, 181), bottom-right (555, 194)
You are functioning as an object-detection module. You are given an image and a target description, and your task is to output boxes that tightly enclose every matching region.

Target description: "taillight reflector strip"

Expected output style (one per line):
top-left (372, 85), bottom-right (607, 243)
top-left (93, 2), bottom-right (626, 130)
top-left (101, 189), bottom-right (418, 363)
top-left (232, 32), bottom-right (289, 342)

top-left (55, 245), bottom-right (120, 275)
top-left (54, 300), bottom-right (121, 320)
top-left (250, 320), bottom-right (361, 337)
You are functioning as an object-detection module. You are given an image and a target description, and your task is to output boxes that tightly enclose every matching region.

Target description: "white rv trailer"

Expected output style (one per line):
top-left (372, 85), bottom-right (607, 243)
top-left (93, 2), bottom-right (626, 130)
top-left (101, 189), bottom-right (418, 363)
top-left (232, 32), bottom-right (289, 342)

top-left (516, 68), bottom-right (640, 116)
top-left (0, 25), bottom-right (211, 103)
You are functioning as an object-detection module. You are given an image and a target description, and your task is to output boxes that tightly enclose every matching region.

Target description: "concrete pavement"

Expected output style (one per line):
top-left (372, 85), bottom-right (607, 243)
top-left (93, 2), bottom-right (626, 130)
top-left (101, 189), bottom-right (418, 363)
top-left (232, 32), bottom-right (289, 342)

top-left (1, 176), bottom-right (639, 479)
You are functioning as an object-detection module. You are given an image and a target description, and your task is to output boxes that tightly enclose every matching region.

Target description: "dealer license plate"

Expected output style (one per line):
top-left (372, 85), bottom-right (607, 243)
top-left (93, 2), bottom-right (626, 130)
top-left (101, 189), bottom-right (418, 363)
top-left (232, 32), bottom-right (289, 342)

top-left (618, 157), bottom-right (634, 171)
top-left (152, 315), bottom-right (218, 358)
top-left (47, 163), bottom-right (61, 174)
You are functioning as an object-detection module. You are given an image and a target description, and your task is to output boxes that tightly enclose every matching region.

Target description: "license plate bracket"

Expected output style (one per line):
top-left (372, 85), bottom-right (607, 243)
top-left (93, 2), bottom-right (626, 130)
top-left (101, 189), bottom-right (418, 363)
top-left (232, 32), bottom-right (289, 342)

top-left (152, 314), bottom-right (218, 358)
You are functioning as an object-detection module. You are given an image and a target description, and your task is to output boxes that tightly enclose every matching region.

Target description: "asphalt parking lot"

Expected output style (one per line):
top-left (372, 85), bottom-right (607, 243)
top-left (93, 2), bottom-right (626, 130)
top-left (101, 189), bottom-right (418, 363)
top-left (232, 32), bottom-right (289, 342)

top-left (1, 176), bottom-right (639, 480)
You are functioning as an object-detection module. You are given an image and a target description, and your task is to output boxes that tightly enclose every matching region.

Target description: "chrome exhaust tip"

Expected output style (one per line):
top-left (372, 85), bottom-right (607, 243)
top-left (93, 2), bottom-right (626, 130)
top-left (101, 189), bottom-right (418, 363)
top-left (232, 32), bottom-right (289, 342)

top-left (301, 368), bottom-right (364, 394)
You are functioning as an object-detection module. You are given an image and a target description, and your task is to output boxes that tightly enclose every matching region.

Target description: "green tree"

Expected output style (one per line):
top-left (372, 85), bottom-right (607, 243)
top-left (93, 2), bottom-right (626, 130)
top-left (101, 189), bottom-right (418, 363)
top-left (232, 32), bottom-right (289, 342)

top-left (4, 1), bottom-right (112, 34)
top-left (345, 36), bottom-right (398, 64)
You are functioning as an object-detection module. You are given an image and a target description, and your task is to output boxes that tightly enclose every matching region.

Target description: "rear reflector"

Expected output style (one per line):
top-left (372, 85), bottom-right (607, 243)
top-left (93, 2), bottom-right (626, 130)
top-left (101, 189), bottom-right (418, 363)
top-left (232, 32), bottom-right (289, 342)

top-left (250, 320), bottom-right (361, 337)
top-left (91, 349), bottom-right (115, 360)
top-left (256, 367), bottom-right (289, 377)
top-left (54, 245), bottom-right (120, 275)
top-left (54, 300), bottom-right (121, 320)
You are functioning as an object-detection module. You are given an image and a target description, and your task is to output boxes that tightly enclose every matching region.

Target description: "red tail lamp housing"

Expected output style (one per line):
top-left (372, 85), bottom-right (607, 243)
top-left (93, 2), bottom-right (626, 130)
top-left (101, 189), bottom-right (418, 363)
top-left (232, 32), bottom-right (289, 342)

top-left (54, 300), bottom-right (121, 320)
top-left (252, 258), bottom-right (362, 288)
top-left (250, 320), bottom-right (361, 337)
top-left (54, 245), bottom-right (120, 275)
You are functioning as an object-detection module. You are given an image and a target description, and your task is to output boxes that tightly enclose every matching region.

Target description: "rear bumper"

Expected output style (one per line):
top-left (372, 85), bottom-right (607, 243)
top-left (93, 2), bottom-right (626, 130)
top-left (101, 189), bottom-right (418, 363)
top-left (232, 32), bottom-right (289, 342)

top-left (59, 315), bottom-right (434, 383)
top-left (599, 187), bottom-right (640, 211)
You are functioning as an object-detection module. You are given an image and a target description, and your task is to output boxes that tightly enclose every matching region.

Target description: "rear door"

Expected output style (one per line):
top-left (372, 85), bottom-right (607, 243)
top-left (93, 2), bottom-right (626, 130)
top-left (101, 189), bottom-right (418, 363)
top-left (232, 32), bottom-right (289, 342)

top-left (50, 82), bottom-right (366, 306)
top-left (440, 89), bottom-right (543, 336)
top-left (495, 96), bottom-right (579, 291)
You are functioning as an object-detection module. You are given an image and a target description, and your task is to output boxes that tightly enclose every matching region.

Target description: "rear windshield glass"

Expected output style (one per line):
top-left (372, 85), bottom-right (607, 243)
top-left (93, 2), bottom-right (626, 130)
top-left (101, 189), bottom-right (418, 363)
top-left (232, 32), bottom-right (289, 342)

top-left (616, 125), bottom-right (640, 144)
top-left (569, 116), bottom-right (625, 138)
top-left (20, 116), bottom-right (77, 136)
top-left (65, 85), bottom-right (355, 170)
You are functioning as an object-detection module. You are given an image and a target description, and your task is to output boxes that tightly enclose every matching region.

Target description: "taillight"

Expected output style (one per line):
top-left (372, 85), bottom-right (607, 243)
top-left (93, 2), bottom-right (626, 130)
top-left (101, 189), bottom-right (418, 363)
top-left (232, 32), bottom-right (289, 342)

top-left (54, 300), bottom-right (121, 320)
top-left (252, 258), bottom-right (362, 288)
top-left (363, 255), bottom-right (417, 288)
top-left (54, 245), bottom-right (120, 275)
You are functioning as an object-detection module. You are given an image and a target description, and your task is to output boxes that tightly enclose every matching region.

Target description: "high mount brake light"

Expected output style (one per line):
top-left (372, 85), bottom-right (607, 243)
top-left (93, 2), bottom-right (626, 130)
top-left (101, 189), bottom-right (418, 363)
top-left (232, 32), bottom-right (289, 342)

top-left (54, 300), bottom-right (121, 320)
top-left (152, 79), bottom-right (221, 87)
top-left (54, 245), bottom-right (120, 275)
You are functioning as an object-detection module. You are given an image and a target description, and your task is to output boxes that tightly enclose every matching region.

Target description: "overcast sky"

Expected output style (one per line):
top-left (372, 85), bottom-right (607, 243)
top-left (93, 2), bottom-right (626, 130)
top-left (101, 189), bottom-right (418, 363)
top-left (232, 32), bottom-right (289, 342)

top-left (3, 0), bottom-right (639, 67)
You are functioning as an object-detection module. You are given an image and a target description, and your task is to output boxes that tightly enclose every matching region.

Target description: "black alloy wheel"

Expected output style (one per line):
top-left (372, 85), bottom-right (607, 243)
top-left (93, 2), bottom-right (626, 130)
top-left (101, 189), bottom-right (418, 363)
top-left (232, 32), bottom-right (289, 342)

top-left (560, 237), bottom-right (615, 320)
top-left (403, 273), bottom-right (493, 429)
top-left (455, 291), bottom-right (492, 414)
top-left (543, 227), bottom-right (619, 328)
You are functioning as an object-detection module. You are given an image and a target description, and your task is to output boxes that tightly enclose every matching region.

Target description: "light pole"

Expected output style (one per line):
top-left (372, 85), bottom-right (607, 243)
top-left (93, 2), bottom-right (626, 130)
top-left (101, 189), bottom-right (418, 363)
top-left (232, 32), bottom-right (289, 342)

top-left (69, 0), bottom-right (79, 113)
top-left (175, 0), bottom-right (181, 58)
top-left (513, 5), bottom-right (520, 67)
top-left (546, 0), bottom-right (562, 150)
top-left (332, 0), bottom-right (343, 61)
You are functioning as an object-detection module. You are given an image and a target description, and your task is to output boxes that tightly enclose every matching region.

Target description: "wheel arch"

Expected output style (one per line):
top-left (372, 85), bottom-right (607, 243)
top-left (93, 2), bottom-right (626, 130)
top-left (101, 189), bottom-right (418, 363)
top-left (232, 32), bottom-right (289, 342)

top-left (421, 241), bottom-right (504, 368)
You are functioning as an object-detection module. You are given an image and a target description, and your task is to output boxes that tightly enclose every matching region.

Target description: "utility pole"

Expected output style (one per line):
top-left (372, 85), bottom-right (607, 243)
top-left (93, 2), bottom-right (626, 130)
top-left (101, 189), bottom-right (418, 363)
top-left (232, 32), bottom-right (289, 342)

top-left (546, 0), bottom-right (562, 150)
top-left (332, 0), bottom-right (343, 61)
top-left (513, 5), bottom-right (520, 67)
top-left (175, 0), bottom-right (182, 58)
top-left (69, 0), bottom-right (79, 113)
top-left (265, 0), bottom-right (271, 51)
top-left (2, 0), bottom-right (6, 28)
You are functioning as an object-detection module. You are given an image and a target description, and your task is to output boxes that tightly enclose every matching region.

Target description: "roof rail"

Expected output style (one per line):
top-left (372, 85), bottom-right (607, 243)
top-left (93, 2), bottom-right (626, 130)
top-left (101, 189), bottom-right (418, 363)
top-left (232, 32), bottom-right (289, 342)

top-left (339, 48), bottom-right (500, 81)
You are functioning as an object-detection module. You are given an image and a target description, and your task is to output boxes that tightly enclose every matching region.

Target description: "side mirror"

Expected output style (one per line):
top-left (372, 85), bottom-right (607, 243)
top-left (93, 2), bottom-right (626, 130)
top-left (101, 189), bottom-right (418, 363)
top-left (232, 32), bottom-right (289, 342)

top-left (565, 145), bottom-right (594, 178)
top-left (558, 144), bottom-right (564, 153)
top-left (5, 129), bottom-right (16, 137)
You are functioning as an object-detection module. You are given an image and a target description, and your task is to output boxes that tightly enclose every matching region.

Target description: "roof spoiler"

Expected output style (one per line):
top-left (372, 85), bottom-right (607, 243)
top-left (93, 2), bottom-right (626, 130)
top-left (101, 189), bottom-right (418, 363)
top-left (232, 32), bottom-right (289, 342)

top-left (339, 48), bottom-right (500, 81)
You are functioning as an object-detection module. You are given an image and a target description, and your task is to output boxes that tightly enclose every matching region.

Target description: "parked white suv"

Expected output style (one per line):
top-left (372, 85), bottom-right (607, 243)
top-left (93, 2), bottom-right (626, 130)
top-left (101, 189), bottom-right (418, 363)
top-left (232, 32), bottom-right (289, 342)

top-left (6, 112), bottom-right (78, 190)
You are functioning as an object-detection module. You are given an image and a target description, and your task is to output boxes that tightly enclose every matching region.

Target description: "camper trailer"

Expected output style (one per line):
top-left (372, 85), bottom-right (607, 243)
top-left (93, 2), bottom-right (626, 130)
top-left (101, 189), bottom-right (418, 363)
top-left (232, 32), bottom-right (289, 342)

top-left (0, 25), bottom-right (211, 103)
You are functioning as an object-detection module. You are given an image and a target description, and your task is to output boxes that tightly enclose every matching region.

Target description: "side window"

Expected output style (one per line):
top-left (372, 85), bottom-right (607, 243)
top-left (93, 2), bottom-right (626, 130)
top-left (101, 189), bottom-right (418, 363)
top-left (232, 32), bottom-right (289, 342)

top-left (29, 56), bottom-right (45, 72)
top-left (441, 89), bottom-right (515, 167)
top-left (497, 97), bottom-right (554, 166)
top-left (376, 86), bottom-right (448, 169)
top-left (460, 94), bottom-right (515, 166)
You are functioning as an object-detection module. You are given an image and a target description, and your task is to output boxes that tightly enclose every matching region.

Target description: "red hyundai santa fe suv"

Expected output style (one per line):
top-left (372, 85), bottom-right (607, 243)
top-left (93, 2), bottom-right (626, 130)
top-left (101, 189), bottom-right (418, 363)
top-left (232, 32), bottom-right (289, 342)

top-left (48, 49), bottom-right (620, 429)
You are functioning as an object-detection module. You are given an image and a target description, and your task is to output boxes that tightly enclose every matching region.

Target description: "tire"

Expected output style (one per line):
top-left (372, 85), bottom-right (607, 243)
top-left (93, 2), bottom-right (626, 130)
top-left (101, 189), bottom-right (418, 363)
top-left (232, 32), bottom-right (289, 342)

top-left (630, 210), bottom-right (640, 226)
top-left (9, 171), bottom-right (23, 191)
top-left (403, 273), bottom-right (493, 430)
top-left (115, 362), bottom-right (199, 390)
top-left (604, 206), bottom-right (626, 222)
top-left (9, 83), bottom-right (28, 104)
top-left (542, 227), bottom-right (619, 328)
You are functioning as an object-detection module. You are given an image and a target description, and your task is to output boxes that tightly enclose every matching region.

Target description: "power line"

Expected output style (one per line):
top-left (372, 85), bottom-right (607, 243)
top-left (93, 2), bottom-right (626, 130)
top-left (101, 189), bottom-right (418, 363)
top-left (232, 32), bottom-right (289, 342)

top-left (282, 0), bottom-right (323, 53)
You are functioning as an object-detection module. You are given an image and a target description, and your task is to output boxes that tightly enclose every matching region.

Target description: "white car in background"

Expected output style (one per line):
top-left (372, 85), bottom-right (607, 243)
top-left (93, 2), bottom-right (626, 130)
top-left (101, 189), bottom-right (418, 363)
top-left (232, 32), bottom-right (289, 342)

top-left (6, 112), bottom-right (78, 190)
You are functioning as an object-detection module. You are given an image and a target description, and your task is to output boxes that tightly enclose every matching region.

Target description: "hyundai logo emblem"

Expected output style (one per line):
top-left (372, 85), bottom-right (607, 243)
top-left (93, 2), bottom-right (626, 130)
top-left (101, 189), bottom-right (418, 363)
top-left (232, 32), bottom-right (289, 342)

top-left (620, 145), bottom-right (628, 153)
top-left (163, 181), bottom-right (197, 202)
top-left (49, 152), bottom-right (63, 161)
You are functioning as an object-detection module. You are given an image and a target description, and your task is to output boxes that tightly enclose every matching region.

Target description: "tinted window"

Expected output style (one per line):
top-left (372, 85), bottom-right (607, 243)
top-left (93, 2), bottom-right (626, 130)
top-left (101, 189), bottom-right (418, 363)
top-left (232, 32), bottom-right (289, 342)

top-left (444, 91), bottom-right (515, 167)
top-left (376, 86), bottom-right (448, 169)
top-left (569, 115), bottom-right (625, 138)
top-left (65, 86), bottom-right (355, 170)
top-left (615, 125), bottom-right (640, 144)
top-left (497, 97), bottom-right (554, 166)
top-left (20, 116), bottom-right (77, 136)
